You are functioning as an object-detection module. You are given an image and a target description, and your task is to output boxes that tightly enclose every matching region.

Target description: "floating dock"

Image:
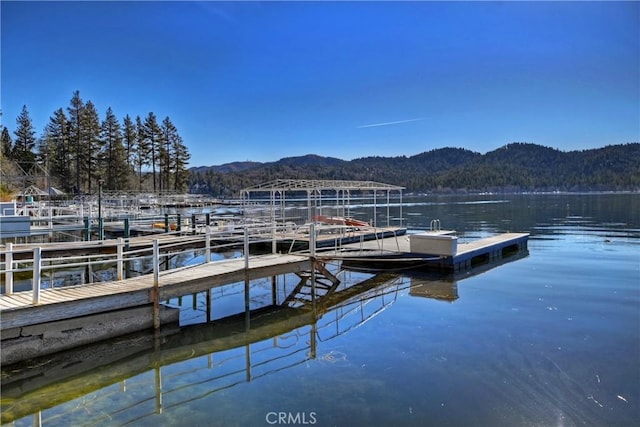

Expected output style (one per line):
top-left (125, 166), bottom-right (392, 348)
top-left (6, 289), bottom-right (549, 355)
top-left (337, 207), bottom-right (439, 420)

top-left (318, 231), bottom-right (530, 272)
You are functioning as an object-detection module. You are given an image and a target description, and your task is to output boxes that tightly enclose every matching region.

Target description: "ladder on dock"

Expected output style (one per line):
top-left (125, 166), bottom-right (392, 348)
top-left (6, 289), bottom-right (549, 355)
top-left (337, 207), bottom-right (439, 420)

top-left (282, 262), bottom-right (340, 307)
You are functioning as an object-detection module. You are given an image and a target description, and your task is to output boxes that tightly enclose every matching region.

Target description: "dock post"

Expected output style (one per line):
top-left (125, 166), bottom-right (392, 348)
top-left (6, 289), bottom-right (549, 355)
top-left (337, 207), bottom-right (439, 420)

top-left (191, 214), bottom-right (196, 235)
top-left (244, 226), bottom-right (250, 269)
top-left (5, 242), bottom-right (13, 294)
top-left (164, 214), bottom-right (169, 233)
top-left (84, 217), bottom-right (90, 241)
top-left (205, 213), bottom-right (211, 226)
top-left (272, 222), bottom-right (277, 254)
top-left (124, 218), bottom-right (130, 243)
top-left (205, 231), bottom-right (211, 263)
top-left (153, 239), bottom-right (160, 329)
top-left (177, 214), bottom-right (181, 232)
top-left (32, 247), bottom-right (42, 304)
top-left (310, 223), bottom-right (316, 257)
top-left (117, 238), bottom-right (124, 280)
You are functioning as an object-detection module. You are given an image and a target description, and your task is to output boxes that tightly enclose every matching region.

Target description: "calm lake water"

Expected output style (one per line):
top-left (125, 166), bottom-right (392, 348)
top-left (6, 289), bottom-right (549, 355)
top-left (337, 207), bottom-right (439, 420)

top-left (2, 193), bottom-right (639, 426)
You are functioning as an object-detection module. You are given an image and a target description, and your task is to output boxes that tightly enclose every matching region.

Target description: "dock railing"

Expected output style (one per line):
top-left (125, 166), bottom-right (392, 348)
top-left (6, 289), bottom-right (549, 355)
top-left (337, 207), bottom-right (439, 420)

top-left (1, 221), bottom-right (318, 305)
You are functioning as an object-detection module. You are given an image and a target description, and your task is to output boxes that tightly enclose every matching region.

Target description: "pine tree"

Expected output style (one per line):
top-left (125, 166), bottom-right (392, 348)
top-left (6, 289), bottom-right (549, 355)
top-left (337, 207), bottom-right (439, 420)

top-left (82, 101), bottom-right (102, 193)
top-left (122, 114), bottom-right (136, 169)
top-left (133, 115), bottom-right (151, 191)
top-left (160, 116), bottom-right (178, 191)
top-left (100, 107), bottom-right (128, 190)
top-left (143, 112), bottom-right (162, 192)
top-left (1, 126), bottom-right (12, 159)
top-left (41, 108), bottom-right (73, 192)
top-left (67, 90), bottom-right (84, 193)
top-left (12, 105), bottom-right (37, 167)
top-left (172, 132), bottom-right (191, 191)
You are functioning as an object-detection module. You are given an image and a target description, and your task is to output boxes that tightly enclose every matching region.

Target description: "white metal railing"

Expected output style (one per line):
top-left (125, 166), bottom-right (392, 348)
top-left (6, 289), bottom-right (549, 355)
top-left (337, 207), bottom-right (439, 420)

top-left (0, 221), bottom-right (318, 305)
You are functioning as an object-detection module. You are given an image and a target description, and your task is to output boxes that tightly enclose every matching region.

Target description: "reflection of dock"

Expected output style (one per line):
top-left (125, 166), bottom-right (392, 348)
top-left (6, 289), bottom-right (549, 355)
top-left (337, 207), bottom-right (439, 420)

top-left (0, 273), bottom-right (404, 424)
top-left (0, 245), bottom-right (529, 424)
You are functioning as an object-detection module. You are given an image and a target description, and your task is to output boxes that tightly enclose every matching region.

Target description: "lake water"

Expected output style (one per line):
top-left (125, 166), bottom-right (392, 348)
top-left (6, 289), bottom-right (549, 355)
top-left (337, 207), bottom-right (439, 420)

top-left (2, 193), bottom-right (638, 426)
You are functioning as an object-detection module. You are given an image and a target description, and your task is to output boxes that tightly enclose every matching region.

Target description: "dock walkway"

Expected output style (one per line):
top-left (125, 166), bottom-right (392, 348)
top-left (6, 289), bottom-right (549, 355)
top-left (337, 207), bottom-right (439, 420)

top-left (318, 232), bottom-right (530, 271)
top-left (0, 253), bottom-right (311, 331)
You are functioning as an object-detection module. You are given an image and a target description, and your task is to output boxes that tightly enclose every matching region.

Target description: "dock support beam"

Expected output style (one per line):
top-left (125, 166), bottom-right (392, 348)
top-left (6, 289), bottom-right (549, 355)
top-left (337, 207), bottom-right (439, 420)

top-left (244, 226), bottom-right (250, 269)
top-left (32, 247), bottom-right (42, 304)
top-left (5, 242), bottom-right (13, 294)
top-left (153, 239), bottom-right (160, 329)
top-left (205, 231), bottom-right (211, 263)
top-left (117, 238), bottom-right (124, 280)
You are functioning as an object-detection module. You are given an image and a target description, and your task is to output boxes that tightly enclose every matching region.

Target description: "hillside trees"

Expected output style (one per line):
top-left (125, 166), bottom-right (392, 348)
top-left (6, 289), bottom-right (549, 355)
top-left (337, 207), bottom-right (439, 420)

top-left (188, 143), bottom-right (640, 196)
top-left (5, 90), bottom-right (190, 194)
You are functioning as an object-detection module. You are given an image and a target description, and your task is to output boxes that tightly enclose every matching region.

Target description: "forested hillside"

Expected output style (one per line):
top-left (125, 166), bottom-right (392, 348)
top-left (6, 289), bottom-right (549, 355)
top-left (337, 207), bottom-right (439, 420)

top-left (189, 143), bottom-right (640, 196)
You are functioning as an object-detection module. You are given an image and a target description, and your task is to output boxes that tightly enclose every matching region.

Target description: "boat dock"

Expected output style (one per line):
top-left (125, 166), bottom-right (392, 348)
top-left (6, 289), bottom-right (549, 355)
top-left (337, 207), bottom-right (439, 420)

top-left (318, 231), bottom-right (530, 272)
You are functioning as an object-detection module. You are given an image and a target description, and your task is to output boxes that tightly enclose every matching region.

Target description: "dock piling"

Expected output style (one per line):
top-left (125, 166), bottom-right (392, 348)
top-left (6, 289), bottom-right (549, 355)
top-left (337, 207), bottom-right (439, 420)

top-left (153, 239), bottom-right (160, 329)
top-left (205, 231), bottom-right (211, 263)
top-left (117, 238), bottom-right (124, 280)
top-left (5, 243), bottom-right (13, 294)
top-left (32, 247), bottom-right (42, 304)
top-left (244, 226), bottom-right (250, 269)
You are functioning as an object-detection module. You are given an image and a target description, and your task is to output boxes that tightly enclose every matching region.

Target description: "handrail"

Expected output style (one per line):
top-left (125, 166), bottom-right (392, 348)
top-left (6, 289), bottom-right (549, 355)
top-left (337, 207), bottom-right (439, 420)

top-left (0, 221), bottom-right (313, 304)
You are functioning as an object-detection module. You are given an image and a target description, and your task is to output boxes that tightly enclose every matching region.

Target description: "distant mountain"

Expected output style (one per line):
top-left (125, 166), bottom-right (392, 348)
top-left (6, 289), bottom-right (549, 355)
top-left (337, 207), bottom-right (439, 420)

top-left (188, 143), bottom-right (640, 196)
top-left (190, 161), bottom-right (261, 174)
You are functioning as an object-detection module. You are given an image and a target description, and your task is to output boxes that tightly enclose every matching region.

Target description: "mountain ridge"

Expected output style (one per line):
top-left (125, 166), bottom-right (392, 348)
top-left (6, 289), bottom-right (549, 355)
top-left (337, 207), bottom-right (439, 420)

top-left (189, 143), bottom-right (640, 196)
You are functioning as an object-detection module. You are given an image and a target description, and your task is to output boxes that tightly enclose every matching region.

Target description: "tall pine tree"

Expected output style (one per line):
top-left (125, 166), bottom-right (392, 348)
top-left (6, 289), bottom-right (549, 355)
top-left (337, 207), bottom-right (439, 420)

top-left (67, 91), bottom-right (85, 193)
top-left (100, 107), bottom-right (128, 190)
top-left (82, 101), bottom-right (102, 193)
top-left (41, 108), bottom-right (73, 192)
top-left (143, 112), bottom-right (162, 192)
top-left (13, 105), bottom-right (37, 167)
top-left (133, 115), bottom-right (151, 191)
top-left (122, 114), bottom-right (136, 170)
top-left (1, 126), bottom-right (12, 159)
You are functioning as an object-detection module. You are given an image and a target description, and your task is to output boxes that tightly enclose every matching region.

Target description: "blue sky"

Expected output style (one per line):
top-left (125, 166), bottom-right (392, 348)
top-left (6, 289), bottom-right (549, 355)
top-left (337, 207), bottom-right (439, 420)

top-left (2, 1), bottom-right (638, 167)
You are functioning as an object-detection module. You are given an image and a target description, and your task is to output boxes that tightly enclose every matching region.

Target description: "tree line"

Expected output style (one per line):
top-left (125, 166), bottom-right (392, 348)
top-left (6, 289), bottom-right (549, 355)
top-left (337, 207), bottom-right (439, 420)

top-left (1, 90), bottom-right (190, 195)
top-left (189, 143), bottom-right (640, 196)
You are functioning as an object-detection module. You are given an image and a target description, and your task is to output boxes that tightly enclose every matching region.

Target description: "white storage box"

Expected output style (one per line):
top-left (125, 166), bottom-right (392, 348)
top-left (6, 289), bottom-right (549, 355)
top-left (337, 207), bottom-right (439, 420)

top-left (409, 233), bottom-right (458, 256)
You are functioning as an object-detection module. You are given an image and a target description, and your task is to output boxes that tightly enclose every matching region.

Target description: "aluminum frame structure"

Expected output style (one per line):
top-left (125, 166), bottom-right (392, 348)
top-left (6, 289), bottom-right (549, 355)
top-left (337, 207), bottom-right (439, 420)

top-left (240, 179), bottom-right (405, 228)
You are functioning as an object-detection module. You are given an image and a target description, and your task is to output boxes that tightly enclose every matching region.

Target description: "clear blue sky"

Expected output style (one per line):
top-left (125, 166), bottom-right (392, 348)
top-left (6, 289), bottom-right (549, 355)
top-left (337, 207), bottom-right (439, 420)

top-left (2, 1), bottom-right (639, 167)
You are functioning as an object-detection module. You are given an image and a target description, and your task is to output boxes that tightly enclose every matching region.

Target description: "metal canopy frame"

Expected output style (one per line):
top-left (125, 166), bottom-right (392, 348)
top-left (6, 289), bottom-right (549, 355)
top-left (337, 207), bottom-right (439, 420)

top-left (240, 179), bottom-right (404, 228)
top-left (242, 179), bottom-right (404, 193)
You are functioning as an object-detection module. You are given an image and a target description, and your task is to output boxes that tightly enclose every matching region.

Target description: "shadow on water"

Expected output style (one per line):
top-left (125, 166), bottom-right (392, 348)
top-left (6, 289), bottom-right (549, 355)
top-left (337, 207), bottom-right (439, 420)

top-left (0, 251), bottom-right (527, 425)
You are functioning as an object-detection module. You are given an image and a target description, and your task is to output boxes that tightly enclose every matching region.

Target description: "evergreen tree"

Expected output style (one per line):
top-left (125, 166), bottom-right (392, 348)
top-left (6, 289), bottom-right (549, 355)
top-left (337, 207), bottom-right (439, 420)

top-left (143, 112), bottom-right (162, 192)
top-left (100, 107), bottom-right (128, 190)
top-left (160, 116), bottom-right (178, 191)
top-left (67, 90), bottom-right (85, 193)
top-left (133, 115), bottom-right (151, 191)
top-left (172, 132), bottom-right (191, 191)
top-left (82, 101), bottom-right (102, 193)
top-left (1, 126), bottom-right (12, 159)
top-left (41, 108), bottom-right (73, 192)
top-left (12, 105), bottom-right (37, 166)
top-left (122, 114), bottom-right (136, 169)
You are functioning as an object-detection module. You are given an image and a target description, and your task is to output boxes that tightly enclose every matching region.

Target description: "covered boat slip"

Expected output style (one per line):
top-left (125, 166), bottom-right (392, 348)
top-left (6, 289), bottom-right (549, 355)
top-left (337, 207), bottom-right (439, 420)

top-left (241, 179), bottom-right (407, 251)
top-left (241, 179), bottom-right (405, 228)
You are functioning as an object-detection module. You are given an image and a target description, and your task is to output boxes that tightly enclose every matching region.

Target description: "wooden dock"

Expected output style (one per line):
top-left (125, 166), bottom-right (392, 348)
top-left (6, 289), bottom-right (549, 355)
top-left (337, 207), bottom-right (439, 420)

top-left (318, 232), bottom-right (530, 272)
top-left (0, 253), bottom-right (311, 331)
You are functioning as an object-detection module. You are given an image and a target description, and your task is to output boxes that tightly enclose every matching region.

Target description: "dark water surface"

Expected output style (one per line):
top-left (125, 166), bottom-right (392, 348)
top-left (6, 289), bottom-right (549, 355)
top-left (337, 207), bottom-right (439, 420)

top-left (2, 193), bottom-right (639, 426)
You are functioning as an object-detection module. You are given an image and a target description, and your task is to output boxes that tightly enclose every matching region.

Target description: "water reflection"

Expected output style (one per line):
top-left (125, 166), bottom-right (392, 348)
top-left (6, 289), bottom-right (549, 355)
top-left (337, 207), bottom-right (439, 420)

top-left (0, 249), bottom-right (530, 425)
